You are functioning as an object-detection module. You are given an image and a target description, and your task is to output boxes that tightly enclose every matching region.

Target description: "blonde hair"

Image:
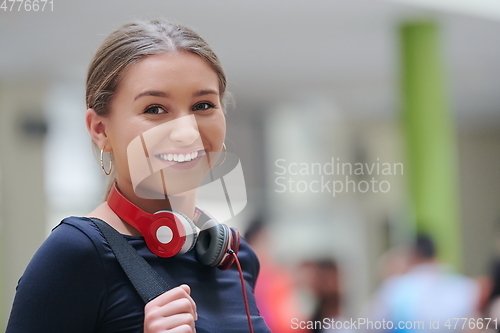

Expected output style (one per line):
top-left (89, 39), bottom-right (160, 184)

top-left (86, 19), bottom-right (227, 197)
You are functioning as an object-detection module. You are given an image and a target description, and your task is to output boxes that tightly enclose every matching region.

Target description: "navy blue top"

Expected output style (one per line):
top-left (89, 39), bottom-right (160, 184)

top-left (6, 216), bottom-right (271, 333)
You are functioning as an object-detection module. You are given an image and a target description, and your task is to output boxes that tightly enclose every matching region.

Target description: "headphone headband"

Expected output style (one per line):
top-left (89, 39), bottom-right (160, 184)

top-left (107, 183), bottom-right (191, 257)
top-left (106, 183), bottom-right (239, 268)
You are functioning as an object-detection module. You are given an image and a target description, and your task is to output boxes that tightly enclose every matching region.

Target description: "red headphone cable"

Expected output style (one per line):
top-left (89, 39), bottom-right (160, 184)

top-left (228, 250), bottom-right (255, 333)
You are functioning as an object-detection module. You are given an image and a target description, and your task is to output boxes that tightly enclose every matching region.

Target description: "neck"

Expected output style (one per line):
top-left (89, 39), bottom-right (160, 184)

top-left (114, 179), bottom-right (198, 221)
top-left (167, 190), bottom-right (198, 221)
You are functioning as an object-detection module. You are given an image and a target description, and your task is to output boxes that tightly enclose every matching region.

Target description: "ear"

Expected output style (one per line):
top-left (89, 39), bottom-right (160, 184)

top-left (86, 108), bottom-right (111, 152)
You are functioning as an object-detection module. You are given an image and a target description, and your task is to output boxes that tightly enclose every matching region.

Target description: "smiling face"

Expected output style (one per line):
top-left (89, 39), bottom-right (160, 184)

top-left (103, 51), bottom-right (226, 198)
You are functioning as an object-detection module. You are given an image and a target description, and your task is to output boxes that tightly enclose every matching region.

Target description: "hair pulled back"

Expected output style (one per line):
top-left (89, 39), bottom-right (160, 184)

top-left (86, 19), bottom-right (227, 116)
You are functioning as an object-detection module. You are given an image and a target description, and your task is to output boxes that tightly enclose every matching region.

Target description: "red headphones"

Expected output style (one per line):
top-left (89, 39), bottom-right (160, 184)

top-left (106, 183), bottom-right (240, 270)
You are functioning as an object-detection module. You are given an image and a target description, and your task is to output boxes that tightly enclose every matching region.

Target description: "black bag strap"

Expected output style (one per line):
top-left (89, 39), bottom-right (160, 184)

top-left (89, 217), bottom-right (170, 303)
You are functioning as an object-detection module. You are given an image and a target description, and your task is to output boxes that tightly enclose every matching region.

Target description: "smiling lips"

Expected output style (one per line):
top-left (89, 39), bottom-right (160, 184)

top-left (155, 149), bottom-right (206, 163)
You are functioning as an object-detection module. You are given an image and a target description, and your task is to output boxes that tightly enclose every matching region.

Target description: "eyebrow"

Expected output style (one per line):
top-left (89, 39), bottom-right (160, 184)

top-left (134, 89), bottom-right (219, 101)
top-left (193, 89), bottom-right (219, 97)
top-left (134, 90), bottom-right (169, 101)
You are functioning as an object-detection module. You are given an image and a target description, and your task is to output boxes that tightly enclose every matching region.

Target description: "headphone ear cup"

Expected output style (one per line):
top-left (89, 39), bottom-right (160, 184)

top-left (217, 228), bottom-right (240, 271)
top-left (157, 210), bottom-right (198, 255)
top-left (172, 211), bottom-right (198, 254)
top-left (195, 221), bottom-right (229, 267)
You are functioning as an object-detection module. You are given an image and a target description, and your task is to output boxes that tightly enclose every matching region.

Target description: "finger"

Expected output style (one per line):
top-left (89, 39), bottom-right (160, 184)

top-left (179, 284), bottom-right (190, 295)
top-left (163, 313), bottom-right (196, 331)
top-left (147, 285), bottom-right (191, 308)
top-left (177, 284), bottom-right (196, 312)
top-left (173, 285), bottom-right (197, 318)
top-left (167, 324), bottom-right (196, 333)
top-left (145, 314), bottom-right (195, 333)
top-left (150, 297), bottom-right (197, 320)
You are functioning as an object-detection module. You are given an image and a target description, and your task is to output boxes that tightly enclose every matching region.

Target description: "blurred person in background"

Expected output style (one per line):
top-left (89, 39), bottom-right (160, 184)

top-left (363, 234), bottom-right (479, 333)
top-left (377, 246), bottom-right (412, 280)
top-left (245, 217), bottom-right (308, 333)
top-left (482, 258), bottom-right (500, 332)
top-left (298, 258), bottom-right (355, 333)
top-left (481, 219), bottom-right (500, 332)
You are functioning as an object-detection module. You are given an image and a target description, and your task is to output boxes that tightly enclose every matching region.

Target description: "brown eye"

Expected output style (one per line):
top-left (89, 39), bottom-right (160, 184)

top-left (144, 105), bottom-right (166, 114)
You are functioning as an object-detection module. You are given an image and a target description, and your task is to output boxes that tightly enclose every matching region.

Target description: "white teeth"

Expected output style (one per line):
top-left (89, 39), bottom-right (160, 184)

top-left (157, 150), bottom-right (202, 163)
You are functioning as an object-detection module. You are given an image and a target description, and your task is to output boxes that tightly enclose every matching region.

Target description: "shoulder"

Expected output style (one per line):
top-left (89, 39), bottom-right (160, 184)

top-left (54, 215), bottom-right (104, 239)
top-left (7, 217), bottom-right (110, 332)
top-left (45, 216), bottom-right (107, 257)
top-left (14, 216), bottom-right (110, 309)
top-left (25, 216), bottom-right (106, 273)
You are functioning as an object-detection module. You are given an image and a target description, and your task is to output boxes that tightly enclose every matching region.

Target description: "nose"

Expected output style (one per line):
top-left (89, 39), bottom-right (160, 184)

top-left (168, 115), bottom-right (200, 145)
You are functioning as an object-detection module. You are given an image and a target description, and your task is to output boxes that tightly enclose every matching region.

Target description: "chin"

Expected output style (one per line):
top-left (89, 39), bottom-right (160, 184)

top-left (133, 167), bottom-right (209, 200)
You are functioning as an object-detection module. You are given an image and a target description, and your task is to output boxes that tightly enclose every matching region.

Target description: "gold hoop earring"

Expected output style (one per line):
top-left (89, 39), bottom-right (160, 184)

top-left (100, 149), bottom-right (113, 176)
top-left (214, 143), bottom-right (227, 167)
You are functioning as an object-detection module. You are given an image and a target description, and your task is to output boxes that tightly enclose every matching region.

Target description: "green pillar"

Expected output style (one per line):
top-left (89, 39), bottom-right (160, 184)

top-left (401, 22), bottom-right (461, 269)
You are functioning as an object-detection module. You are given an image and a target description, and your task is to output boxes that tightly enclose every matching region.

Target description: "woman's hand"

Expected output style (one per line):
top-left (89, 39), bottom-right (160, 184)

top-left (144, 284), bottom-right (198, 333)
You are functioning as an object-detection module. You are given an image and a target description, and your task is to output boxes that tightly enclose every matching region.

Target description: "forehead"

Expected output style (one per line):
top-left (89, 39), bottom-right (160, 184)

top-left (118, 51), bottom-right (220, 95)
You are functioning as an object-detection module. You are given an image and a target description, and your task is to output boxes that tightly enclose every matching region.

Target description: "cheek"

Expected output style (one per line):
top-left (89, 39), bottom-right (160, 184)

top-left (109, 126), bottom-right (135, 155)
top-left (110, 134), bottom-right (135, 176)
top-left (107, 119), bottom-right (146, 165)
top-left (200, 114), bottom-right (226, 145)
top-left (214, 113), bottom-right (227, 139)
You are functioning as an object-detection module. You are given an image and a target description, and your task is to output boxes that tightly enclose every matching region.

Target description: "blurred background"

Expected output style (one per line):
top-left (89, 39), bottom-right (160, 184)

top-left (1, 0), bottom-right (500, 331)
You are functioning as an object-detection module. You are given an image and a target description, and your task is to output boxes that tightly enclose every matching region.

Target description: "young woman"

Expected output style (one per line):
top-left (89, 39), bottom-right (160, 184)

top-left (6, 19), bottom-right (271, 333)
